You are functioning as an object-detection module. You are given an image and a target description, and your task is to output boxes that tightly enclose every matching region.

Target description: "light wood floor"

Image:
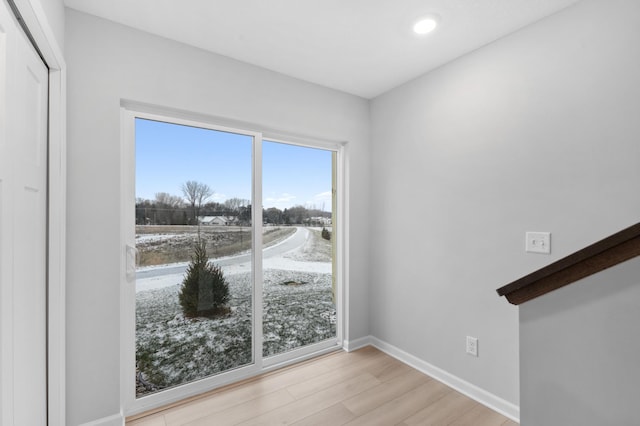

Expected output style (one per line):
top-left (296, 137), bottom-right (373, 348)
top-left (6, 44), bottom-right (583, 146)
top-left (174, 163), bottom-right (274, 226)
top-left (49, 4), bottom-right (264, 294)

top-left (127, 347), bottom-right (518, 426)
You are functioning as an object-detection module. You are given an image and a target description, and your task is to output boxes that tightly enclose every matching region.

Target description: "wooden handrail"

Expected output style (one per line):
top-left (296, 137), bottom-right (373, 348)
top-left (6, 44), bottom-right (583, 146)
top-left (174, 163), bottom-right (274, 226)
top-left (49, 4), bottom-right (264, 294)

top-left (497, 222), bottom-right (640, 305)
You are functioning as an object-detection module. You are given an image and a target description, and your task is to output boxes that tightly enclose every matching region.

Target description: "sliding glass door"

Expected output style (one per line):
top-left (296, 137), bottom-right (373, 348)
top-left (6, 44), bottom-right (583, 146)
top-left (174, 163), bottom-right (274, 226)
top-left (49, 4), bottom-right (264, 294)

top-left (134, 118), bottom-right (254, 397)
top-left (123, 110), bottom-right (342, 413)
top-left (262, 141), bottom-right (337, 359)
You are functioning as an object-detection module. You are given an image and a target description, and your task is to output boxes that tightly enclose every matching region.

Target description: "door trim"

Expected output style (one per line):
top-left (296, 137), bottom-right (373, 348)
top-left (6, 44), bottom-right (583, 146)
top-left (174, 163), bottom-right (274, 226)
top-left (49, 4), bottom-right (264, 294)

top-left (10, 1), bottom-right (67, 426)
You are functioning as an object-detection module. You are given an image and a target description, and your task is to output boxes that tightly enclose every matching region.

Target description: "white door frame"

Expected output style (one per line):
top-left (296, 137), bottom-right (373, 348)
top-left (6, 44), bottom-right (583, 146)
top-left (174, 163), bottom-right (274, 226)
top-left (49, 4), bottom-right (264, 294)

top-left (8, 1), bottom-right (67, 425)
top-left (120, 106), bottom-right (345, 416)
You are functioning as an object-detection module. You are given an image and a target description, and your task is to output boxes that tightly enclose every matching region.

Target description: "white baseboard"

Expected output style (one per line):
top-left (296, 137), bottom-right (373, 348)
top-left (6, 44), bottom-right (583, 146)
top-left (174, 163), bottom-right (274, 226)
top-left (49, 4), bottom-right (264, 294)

top-left (369, 336), bottom-right (520, 422)
top-left (343, 335), bottom-right (372, 352)
top-left (79, 412), bottom-right (124, 426)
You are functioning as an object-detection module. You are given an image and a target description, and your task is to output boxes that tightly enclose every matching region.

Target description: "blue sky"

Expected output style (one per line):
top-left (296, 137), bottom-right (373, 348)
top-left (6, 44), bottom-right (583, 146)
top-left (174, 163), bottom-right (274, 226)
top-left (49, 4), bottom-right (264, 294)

top-left (135, 118), bottom-right (332, 211)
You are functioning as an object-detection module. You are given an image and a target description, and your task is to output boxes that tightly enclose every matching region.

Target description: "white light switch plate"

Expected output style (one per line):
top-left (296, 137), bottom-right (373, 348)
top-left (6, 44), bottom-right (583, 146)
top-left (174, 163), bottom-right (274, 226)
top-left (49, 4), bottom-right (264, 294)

top-left (526, 232), bottom-right (551, 254)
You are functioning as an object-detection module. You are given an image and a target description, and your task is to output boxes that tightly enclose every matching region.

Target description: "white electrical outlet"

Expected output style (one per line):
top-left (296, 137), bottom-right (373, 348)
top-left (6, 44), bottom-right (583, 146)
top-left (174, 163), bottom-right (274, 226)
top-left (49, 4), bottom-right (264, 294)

top-left (466, 336), bottom-right (478, 357)
top-left (526, 232), bottom-right (551, 254)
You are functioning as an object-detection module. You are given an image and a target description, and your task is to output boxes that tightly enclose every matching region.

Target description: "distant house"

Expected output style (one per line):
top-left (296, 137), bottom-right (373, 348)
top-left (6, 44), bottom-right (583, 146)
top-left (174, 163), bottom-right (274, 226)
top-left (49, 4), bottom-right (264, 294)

top-left (198, 215), bottom-right (238, 226)
top-left (304, 216), bottom-right (332, 226)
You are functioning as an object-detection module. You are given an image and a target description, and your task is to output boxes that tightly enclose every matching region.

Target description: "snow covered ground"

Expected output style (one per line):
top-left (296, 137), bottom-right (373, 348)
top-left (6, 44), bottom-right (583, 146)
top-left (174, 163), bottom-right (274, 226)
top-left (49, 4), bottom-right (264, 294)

top-left (135, 227), bottom-right (331, 292)
top-left (135, 227), bottom-right (335, 397)
top-left (135, 233), bottom-right (181, 243)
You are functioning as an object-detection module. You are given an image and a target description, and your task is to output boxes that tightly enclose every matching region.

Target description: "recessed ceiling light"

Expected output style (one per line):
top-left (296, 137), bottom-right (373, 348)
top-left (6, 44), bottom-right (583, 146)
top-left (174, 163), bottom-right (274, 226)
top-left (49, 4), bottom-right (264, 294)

top-left (413, 16), bottom-right (439, 35)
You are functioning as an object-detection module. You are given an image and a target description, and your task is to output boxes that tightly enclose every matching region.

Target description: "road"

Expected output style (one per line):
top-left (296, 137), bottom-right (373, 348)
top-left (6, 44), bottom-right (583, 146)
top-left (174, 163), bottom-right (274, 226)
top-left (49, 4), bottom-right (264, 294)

top-left (136, 227), bottom-right (309, 280)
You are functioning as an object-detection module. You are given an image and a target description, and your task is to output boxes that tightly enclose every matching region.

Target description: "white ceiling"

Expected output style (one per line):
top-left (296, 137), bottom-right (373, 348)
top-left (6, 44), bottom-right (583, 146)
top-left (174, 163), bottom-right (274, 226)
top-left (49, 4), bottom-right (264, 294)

top-left (63, 0), bottom-right (581, 99)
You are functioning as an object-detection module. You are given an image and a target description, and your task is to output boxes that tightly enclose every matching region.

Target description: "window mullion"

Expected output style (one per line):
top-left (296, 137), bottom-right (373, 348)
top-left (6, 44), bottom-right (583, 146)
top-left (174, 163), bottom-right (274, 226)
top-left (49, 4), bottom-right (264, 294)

top-left (252, 134), bottom-right (264, 369)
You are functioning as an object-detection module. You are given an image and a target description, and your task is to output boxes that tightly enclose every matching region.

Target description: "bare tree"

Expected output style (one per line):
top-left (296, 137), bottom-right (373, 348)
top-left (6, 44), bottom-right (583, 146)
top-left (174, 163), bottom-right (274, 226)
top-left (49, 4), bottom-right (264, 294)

top-left (153, 192), bottom-right (185, 225)
top-left (223, 197), bottom-right (249, 214)
top-left (181, 181), bottom-right (213, 224)
top-left (154, 192), bottom-right (183, 208)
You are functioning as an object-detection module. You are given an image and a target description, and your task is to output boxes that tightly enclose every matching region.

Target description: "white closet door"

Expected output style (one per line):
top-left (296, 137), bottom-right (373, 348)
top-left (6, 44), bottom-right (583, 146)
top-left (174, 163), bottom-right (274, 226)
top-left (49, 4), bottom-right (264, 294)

top-left (0, 1), bottom-right (49, 424)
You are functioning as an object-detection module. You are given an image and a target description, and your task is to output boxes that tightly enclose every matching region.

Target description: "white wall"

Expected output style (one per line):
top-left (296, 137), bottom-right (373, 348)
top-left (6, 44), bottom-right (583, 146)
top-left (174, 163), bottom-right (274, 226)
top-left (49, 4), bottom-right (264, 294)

top-left (65, 0), bottom-right (640, 422)
top-left (65, 9), bottom-right (370, 424)
top-left (31, 0), bottom-right (64, 52)
top-left (520, 256), bottom-right (640, 425)
top-left (369, 0), bottom-right (640, 411)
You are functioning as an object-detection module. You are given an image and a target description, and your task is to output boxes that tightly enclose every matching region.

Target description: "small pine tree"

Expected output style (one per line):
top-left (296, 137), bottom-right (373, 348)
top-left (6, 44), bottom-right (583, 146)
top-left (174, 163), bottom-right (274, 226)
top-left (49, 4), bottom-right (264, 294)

top-left (179, 240), bottom-right (229, 317)
top-left (321, 227), bottom-right (331, 241)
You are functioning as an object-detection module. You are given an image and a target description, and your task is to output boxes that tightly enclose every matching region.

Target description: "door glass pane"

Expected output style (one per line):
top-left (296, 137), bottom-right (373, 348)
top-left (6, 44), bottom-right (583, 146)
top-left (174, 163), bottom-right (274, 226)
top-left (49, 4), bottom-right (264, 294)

top-left (262, 141), bottom-right (336, 357)
top-left (134, 118), bottom-right (253, 397)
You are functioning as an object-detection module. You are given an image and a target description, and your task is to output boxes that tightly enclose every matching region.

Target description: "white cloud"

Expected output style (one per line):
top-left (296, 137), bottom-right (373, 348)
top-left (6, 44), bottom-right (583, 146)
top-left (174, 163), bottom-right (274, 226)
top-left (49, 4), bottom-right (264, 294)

top-left (304, 191), bottom-right (333, 211)
top-left (265, 193), bottom-right (297, 204)
top-left (314, 191), bottom-right (332, 201)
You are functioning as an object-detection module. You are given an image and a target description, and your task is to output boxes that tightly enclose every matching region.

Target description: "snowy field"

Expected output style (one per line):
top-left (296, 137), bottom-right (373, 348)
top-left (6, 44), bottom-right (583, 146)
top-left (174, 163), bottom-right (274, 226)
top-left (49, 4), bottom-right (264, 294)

top-left (135, 227), bottom-right (335, 397)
